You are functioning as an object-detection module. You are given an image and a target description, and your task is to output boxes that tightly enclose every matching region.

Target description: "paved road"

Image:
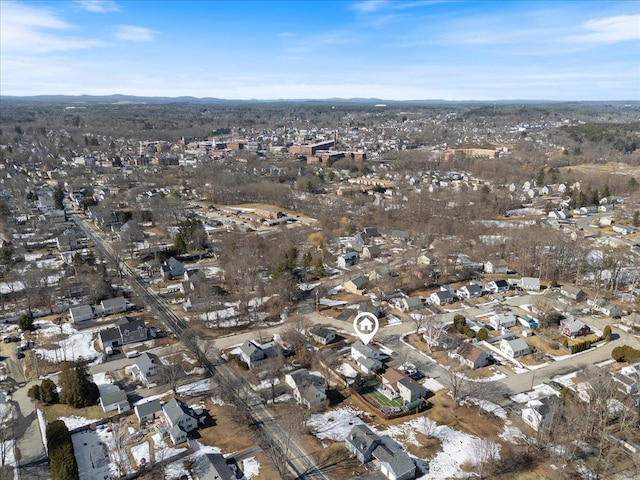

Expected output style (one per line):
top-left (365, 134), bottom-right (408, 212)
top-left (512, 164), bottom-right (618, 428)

top-left (73, 213), bottom-right (331, 480)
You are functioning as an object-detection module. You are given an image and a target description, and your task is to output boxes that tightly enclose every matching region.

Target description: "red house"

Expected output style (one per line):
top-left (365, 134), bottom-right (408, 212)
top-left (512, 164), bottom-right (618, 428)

top-left (561, 319), bottom-right (591, 338)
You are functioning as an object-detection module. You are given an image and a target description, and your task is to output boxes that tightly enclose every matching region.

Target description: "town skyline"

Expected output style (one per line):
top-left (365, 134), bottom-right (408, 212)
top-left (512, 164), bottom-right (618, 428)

top-left (2, 0), bottom-right (639, 101)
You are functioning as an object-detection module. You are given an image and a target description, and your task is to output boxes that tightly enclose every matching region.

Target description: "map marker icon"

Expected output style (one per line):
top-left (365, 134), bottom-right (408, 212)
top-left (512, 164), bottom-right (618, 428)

top-left (353, 312), bottom-right (379, 345)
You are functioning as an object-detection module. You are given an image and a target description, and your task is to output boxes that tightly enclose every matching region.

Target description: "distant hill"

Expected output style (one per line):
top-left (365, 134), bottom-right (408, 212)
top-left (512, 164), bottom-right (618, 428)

top-left (1, 94), bottom-right (638, 107)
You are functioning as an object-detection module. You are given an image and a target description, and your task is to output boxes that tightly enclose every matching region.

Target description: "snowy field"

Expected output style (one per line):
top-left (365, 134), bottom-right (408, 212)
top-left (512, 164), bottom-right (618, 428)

top-left (72, 425), bottom-right (133, 479)
top-left (33, 320), bottom-right (103, 364)
top-left (308, 398), bottom-right (523, 480)
top-left (176, 378), bottom-right (213, 396)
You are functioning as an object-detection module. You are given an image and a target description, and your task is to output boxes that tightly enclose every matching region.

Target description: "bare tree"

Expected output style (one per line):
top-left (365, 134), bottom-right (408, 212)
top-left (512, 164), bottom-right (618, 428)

top-left (260, 354), bottom-right (284, 404)
top-left (472, 437), bottom-right (500, 479)
top-left (444, 362), bottom-right (470, 402)
top-left (111, 418), bottom-right (130, 477)
top-left (158, 362), bottom-right (185, 395)
top-left (422, 316), bottom-right (446, 353)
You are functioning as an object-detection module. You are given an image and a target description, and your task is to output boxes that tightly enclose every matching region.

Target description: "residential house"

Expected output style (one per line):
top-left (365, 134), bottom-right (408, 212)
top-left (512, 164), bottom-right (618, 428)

top-left (194, 453), bottom-right (243, 480)
top-left (135, 399), bottom-right (162, 423)
top-left (337, 251), bottom-right (359, 268)
top-left (560, 285), bottom-right (587, 302)
top-left (560, 319), bottom-right (591, 338)
top-left (344, 275), bottom-right (369, 295)
top-left (453, 343), bottom-right (491, 369)
top-left (390, 230), bottom-right (410, 242)
top-left (163, 397), bottom-right (198, 444)
top-left (69, 304), bottom-right (95, 323)
top-left (430, 290), bottom-right (454, 306)
top-left (521, 395), bottom-right (562, 432)
top-left (612, 372), bottom-right (638, 395)
top-left (99, 389), bottom-right (130, 414)
top-left (126, 352), bottom-right (160, 386)
top-left (98, 316), bottom-right (148, 350)
top-left (309, 326), bottom-right (336, 345)
top-left (612, 225), bottom-right (638, 235)
top-left (363, 227), bottom-right (381, 238)
top-left (362, 245), bottom-right (382, 259)
top-left (100, 296), bottom-right (127, 316)
top-left (345, 425), bottom-right (416, 480)
top-left (416, 251), bottom-right (437, 265)
top-left (239, 340), bottom-right (276, 368)
top-left (351, 341), bottom-right (387, 374)
top-left (457, 284), bottom-right (483, 299)
top-left (520, 277), bottom-right (541, 291)
top-left (400, 296), bottom-right (424, 312)
top-left (489, 312), bottom-right (518, 331)
top-left (588, 300), bottom-right (623, 318)
top-left (622, 312), bottom-right (640, 328)
top-left (161, 257), bottom-right (186, 280)
top-left (381, 369), bottom-right (426, 405)
top-left (500, 338), bottom-right (531, 358)
top-left (486, 279), bottom-right (510, 294)
top-left (484, 261), bottom-right (508, 274)
top-left (284, 369), bottom-right (327, 409)
top-left (56, 233), bottom-right (79, 252)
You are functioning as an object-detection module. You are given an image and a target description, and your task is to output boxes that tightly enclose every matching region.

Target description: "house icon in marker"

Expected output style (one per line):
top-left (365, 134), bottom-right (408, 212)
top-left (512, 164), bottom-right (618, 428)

top-left (358, 317), bottom-right (375, 332)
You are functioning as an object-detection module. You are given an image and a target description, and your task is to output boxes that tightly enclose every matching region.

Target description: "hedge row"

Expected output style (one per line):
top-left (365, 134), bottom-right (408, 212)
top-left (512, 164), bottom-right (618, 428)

top-left (46, 420), bottom-right (79, 480)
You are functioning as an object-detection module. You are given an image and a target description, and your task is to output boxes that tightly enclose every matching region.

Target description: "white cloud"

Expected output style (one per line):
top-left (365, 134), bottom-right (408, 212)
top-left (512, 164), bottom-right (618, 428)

top-left (0, 2), bottom-right (108, 54)
top-left (566, 14), bottom-right (640, 44)
top-left (278, 32), bottom-right (296, 38)
top-left (113, 25), bottom-right (157, 42)
top-left (351, 1), bottom-right (388, 13)
top-left (75, 0), bottom-right (121, 13)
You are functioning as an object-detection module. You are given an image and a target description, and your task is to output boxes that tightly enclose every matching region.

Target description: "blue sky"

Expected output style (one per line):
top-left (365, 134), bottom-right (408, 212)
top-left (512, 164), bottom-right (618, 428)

top-left (1, 0), bottom-right (639, 100)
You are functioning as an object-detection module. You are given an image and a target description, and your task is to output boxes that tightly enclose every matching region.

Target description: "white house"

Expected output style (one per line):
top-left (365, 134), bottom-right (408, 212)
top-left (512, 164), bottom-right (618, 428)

top-left (484, 261), bottom-right (508, 274)
top-left (519, 277), bottom-right (541, 291)
top-left (521, 395), bottom-right (561, 432)
top-left (457, 284), bottom-right (484, 299)
top-left (486, 279), bottom-right (510, 294)
top-left (69, 304), bottom-right (95, 323)
top-left (99, 389), bottom-right (130, 414)
top-left (489, 312), bottom-right (518, 331)
top-left (500, 338), bottom-right (531, 358)
top-left (430, 290), bottom-right (454, 305)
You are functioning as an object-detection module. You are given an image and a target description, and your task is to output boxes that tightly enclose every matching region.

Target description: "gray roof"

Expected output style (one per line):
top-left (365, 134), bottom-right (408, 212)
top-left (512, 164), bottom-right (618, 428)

top-left (135, 399), bottom-right (161, 418)
top-left (346, 424), bottom-right (381, 456)
top-left (163, 397), bottom-right (194, 426)
top-left (359, 357), bottom-right (382, 371)
top-left (134, 352), bottom-right (159, 371)
top-left (194, 453), bottom-right (238, 480)
top-left (101, 389), bottom-right (128, 407)
top-left (505, 337), bottom-right (529, 352)
top-left (347, 275), bottom-right (369, 289)
top-left (373, 443), bottom-right (415, 478)
top-left (464, 284), bottom-right (483, 294)
top-left (310, 325), bottom-right (334, 340)
top-left (404, 296), bottom-right (423, 308)
top-left (99, 327), bottom-right (121, 343)
top-left (70, 304), bottom-right (93, 317)
top-left (102, 296), bottom-right (126, 309)
top-left (239, 340), bottom-right (261, 359)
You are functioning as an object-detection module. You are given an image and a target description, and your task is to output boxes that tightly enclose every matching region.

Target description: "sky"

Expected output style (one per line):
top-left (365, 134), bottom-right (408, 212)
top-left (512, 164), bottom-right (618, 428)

top-left (1, 0), bottom-right (639, 101)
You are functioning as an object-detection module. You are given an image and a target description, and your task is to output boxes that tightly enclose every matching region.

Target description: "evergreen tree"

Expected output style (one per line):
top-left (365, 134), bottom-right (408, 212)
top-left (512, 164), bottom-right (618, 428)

top-left (18, 312), bottom-right (34, 331)
top-left (53, 183), bottom-right (65, 210)
top-left (59, 362), bottom-right (99, 408)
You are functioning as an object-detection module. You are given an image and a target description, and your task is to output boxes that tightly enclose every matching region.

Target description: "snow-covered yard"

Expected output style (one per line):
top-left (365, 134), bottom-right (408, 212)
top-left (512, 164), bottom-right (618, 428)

top-left (308, 400), bottom-right (519, 479)
top-left (130, 440), bottom-right (151, 468)
top-left (33, 321), bottom-right (103, 364)
top-left (176, 378), bottom-right (213, 396)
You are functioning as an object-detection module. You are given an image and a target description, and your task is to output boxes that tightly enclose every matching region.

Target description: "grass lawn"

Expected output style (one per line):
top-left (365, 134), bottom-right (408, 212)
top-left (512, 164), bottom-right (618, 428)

top-left (42, 402), bottom-right (107, 423)
top-left (366, 389), bottom-right (404, 409)
top-left (359, 379), bottom-right (404, 408)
